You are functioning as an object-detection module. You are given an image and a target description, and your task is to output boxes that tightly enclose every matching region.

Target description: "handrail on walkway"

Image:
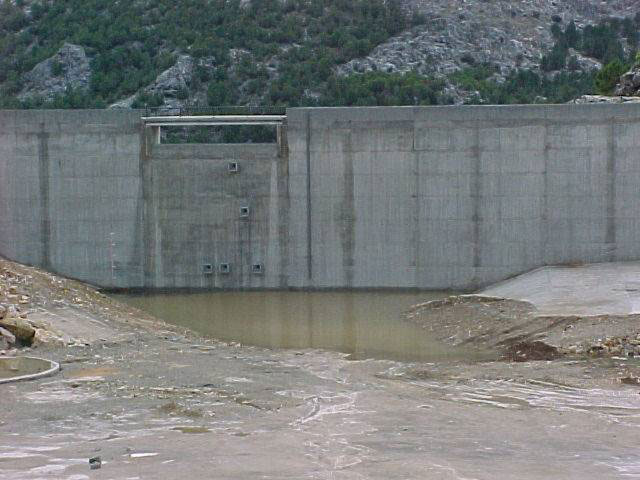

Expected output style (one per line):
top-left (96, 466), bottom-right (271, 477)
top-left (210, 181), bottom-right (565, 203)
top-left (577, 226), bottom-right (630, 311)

top-left (141, 115), bottom-right (286, 127)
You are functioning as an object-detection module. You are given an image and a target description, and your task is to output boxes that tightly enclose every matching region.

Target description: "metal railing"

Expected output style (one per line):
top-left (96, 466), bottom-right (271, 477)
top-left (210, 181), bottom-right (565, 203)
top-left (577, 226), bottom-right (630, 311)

top-left (143, 105), bottom-right (287, 117)
top-left (141, 114), bottom-right (286, 127)
top-left (141, 105), bottom-right (287, 151)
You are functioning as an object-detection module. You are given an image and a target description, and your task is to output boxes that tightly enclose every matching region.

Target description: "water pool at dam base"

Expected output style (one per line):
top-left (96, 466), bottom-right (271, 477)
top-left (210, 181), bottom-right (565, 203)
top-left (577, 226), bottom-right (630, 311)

top-left (116, 290), bottom-right (491, 362)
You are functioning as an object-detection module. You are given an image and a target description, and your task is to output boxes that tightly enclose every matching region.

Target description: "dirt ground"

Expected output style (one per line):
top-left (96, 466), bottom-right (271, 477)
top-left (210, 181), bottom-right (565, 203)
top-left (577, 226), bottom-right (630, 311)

top-left (405, 295), bottom-right (640, 360)
top-left (3, 258), bottom-right (640, 479)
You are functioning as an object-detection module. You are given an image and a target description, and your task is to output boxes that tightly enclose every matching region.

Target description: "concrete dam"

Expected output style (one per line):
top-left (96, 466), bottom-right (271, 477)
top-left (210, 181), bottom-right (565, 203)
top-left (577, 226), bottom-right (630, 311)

top-left (1, 104), bottom-right (639, 290)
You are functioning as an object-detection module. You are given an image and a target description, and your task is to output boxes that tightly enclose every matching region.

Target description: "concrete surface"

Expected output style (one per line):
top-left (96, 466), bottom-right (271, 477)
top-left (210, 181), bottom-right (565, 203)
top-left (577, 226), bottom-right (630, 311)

top-left (2, 104), bottom-right (640, 289)
top-left (287, 104), bottom-right (640, 289)
top-left (143, 141), bottom-right (285, 288)
top-left (0, 110), bottom-right (144, 288)
top-left (481, 261), bottom-right (640, 316)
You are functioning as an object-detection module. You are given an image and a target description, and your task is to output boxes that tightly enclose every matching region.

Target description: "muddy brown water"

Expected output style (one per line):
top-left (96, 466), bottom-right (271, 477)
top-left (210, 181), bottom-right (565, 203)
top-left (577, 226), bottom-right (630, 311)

top-left (117, 291), bottom-right (489, 362)
top-left (0, 356), bottom-right (58, 380)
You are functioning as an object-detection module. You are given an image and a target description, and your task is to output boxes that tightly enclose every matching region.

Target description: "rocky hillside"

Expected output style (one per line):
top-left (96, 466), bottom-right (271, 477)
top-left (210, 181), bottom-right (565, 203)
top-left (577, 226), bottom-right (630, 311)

top-left (339, 0), bottom-right (639, 103)
top-left (0, 0), bottom-right (638, 110)
top-left (615, 64), bottom-right (640, 95)
top-left (347, 0), bottom-right (637, 76)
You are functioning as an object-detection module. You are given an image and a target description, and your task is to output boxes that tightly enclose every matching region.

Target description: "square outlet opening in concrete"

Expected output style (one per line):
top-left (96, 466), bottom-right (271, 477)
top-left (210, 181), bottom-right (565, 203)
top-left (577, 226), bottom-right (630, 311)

top-left (251, 263), bottom-right (263, 274)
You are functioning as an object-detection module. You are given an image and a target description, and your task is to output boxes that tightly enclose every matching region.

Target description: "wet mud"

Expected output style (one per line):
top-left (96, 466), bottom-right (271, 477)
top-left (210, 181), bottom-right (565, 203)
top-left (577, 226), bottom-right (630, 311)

top-left (4, 333), bottom-right (640, 479)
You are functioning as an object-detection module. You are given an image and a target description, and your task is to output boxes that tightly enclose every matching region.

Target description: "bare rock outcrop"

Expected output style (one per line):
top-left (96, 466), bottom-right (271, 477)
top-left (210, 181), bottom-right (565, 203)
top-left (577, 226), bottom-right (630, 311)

top-left (614, 66), bottom-right (640, 96)
top-left (342, 0), bottom-right (633, 80)
top-left (0, 304), bottom-right (34, 347)
top-left (110, 55), bottom-right (195, 110)
top-left (571, 66), bottom-right (640, 103)
top-left (339, 0), bottom-right (634, 103)
top-left (18, 43), bottom-right (91, 101)
top-left (146, 55), bottom-right (194, 99)
top-left (571, 94), bottom-right (640, 104)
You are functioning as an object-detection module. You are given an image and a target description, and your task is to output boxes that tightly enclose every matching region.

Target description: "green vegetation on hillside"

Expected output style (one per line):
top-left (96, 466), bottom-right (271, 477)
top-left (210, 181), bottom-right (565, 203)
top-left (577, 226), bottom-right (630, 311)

top-left (540, 15), bottom-right (639, 94)
top-left (452, 67), bottom-right (597, 104)
top-left (0, 0), bottom-right (414, 107)
top-left (318, 71), bottom-right (450, 106)
top-left (1, 1), bottom-right (639, 110)
top-left (542, 16), bottom-right (639, 71)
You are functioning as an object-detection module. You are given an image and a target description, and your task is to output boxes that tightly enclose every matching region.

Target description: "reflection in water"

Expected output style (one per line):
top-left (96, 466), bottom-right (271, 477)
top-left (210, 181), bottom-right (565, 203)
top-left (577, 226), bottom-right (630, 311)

top-left (117, 291), bottom-right (484, 362)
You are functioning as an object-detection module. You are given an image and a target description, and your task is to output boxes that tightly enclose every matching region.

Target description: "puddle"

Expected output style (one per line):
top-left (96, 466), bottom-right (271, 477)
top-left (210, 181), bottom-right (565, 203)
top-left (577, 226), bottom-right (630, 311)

top-left (67, 367), bottom-right (119, 379)
top-left (116, 291), bottom-right (490, 363)
top-left (171, 426), bottom-right (211, 434)
top-left (0, 356), bottom-right (59, 383)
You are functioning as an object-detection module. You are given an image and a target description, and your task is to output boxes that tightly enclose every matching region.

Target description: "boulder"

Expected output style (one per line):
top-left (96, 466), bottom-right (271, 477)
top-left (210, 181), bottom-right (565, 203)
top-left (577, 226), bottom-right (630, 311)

top-left (0, 326), bottom-right (15, 349)
top-left (0, 317), bottom-right (35, 344)
top-left (31, 329), bottom-right (67, 348)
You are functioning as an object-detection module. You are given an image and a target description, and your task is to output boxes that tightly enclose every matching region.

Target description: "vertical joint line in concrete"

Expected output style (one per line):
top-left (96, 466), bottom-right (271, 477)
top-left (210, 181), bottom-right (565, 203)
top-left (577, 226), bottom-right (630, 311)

top-left (413, 127), bottom-right (420, 284)
top-left (37, 126), bottom-right (51, 270)
top-left (141, 125), bottom-right (156, 287)
top-left (605, 121), bottom-right (616, 260)
top-left (542, 122), bottom-right (550, 265)
top-left (277, 122), bottom-right (288, 158)
top-left (277, 139), bottom-right (291, 288)
top-left (472, 123), bottom-right (481, 273)
top-left (305, 111), bottom-right (313, 281)
top-left (342, 130), bottom-right (355, 286)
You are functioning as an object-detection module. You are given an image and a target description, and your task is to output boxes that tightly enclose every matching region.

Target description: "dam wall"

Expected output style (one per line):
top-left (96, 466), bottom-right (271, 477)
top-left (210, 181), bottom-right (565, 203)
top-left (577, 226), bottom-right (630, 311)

top-left (143, 142), bottom-right (287, 288)
top-left (1, 104), bottom-right (640, 289)
top-left (288, 104), bottom-right (640, 289)
top-left (0, 110), bottom-right (144, 287)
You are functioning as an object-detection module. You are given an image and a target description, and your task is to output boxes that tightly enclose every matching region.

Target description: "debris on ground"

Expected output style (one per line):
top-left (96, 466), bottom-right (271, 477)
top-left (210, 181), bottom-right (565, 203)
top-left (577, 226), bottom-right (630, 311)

top-left (405, 295), bottom-right (640, 362)
top-left (0, 256), bottom-right (181, 354)
top-left (501, 341), bottom-right (561, 362)
top-left (89, 456), bottom-right (102, 470)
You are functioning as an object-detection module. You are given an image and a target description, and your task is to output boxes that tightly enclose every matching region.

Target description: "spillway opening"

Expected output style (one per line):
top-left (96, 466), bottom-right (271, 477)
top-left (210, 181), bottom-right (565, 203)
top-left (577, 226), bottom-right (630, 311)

top-left (162, 124), bottom-right (278, 144)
